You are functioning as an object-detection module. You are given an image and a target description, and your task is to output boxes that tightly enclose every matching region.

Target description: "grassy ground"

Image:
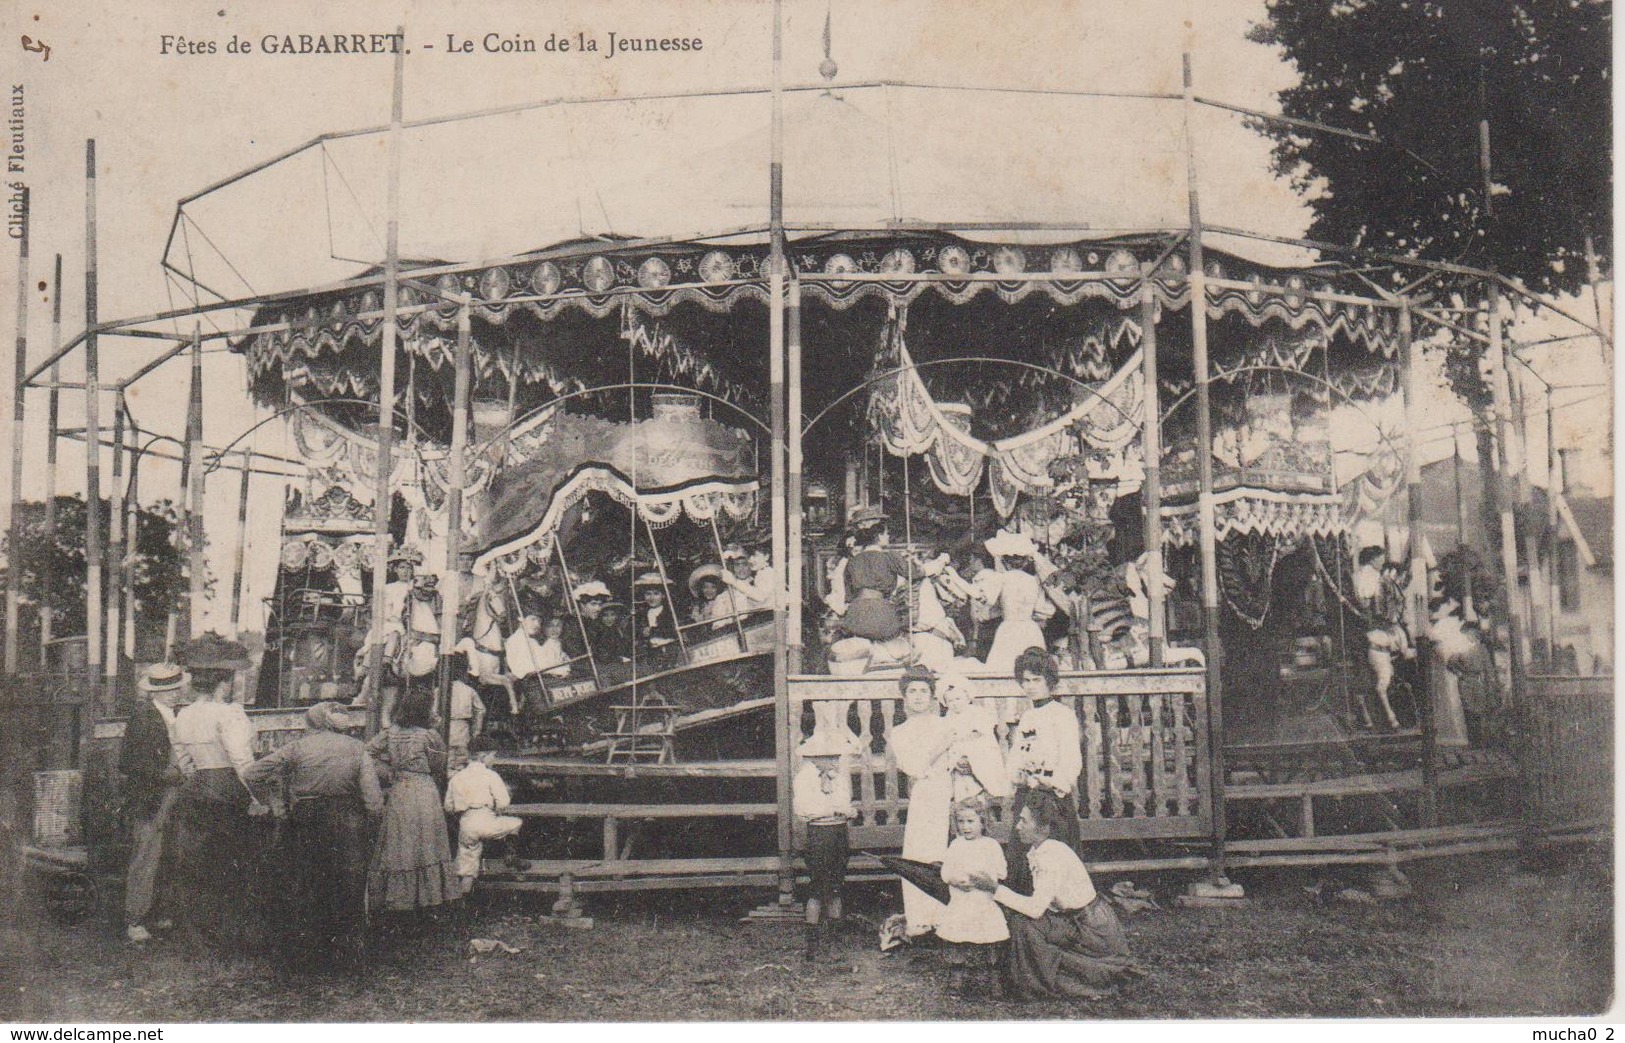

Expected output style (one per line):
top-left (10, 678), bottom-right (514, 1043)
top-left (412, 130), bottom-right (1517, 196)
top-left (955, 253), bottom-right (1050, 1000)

top-left (0, 846), bottom-right (1612, 1022)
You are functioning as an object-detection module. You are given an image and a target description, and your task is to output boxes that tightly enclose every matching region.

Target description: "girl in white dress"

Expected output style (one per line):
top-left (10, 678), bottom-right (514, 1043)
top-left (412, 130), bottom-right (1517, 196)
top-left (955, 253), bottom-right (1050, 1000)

top-left (938, 800), bottom-right (1009, 993)
top-left (936, 674), bottom-right (1012, 804)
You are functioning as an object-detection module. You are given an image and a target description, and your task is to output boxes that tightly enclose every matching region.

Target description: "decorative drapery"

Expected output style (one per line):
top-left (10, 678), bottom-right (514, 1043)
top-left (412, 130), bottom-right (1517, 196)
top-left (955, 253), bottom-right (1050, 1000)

top-left (472, 467), bottom-right (757, 576)
top-left (238, 236), bottom-right (1407, 405)
top-left (867, 323), bottom-right (1145, 517)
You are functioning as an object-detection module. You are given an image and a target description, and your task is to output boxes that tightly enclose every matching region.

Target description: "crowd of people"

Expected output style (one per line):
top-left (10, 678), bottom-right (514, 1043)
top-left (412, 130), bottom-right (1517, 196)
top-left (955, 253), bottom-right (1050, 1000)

top-left (795, 647), bottom-right (1144, 1000)
top-left (118, 632), bottom-right (521, 974)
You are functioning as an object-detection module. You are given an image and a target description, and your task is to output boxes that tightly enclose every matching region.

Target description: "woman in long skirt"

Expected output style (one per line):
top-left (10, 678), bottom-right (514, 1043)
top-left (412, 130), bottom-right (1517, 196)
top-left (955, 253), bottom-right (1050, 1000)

top-left (366, 690), bottom-right (461, 912)
top-left (888, 666), bottom-right (955, 936)
top-left (968, 789), bottom-right (1143, 1000)
top-left (243, 702), bottom-right (382, 971)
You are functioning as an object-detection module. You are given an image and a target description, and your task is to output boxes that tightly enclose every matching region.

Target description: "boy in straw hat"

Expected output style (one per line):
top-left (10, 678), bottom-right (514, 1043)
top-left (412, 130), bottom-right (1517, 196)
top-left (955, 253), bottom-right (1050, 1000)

top-left (793, 731), bottom-right (854, 962)
top-left (120, 662), bottom-right (187, 943)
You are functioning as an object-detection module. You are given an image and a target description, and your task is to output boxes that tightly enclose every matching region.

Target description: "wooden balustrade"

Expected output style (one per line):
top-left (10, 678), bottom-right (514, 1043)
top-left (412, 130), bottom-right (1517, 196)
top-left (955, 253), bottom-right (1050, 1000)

top-left (787, 669), bottom-right (1211, 848)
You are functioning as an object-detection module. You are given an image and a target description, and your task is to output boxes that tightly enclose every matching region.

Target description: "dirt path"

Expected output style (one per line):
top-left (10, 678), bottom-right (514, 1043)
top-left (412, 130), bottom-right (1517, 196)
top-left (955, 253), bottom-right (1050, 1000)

top-left (0, 847), bottom-right (1610, 1022)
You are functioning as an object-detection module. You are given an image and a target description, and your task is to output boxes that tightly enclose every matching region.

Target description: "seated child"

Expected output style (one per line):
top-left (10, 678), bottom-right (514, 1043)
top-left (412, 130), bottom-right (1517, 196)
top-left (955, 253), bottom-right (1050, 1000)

top-left (793, 734), bottom-right (854, 962)
top-left (938, 799), bottom-right (1009, 992)
top-left (937, 674), bottom-right (1012, 804)
top-left (443, 736), bottom-right (523, 894)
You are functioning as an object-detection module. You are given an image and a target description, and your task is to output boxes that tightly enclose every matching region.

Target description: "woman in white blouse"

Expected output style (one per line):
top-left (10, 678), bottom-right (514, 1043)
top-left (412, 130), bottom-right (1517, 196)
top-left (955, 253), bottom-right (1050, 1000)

top-left (968, 790), bottom-right (1142, 1000)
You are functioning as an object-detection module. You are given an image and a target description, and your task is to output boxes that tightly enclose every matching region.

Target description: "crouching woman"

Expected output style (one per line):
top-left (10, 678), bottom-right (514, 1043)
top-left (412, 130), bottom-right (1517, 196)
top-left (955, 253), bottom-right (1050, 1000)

top-left (966, 790), bottom-right (1143, 1000)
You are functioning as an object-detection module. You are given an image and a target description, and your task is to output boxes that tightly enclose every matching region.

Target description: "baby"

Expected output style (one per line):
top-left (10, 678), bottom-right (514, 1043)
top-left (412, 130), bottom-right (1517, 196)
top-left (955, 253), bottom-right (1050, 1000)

top-left (936, 674), bottom-right (1012, 804)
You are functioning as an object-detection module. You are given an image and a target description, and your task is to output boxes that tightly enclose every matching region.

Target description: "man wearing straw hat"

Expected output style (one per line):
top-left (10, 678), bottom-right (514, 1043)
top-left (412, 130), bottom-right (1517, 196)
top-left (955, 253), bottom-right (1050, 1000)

top-left (119, 662), bottom-right (187, 944)
top-left (169, 632), bottom-right (264, 951)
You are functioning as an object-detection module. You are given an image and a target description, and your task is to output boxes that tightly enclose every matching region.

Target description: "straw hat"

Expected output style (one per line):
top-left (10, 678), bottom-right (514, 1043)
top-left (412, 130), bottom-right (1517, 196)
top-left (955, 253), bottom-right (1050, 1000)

top-left (388, 545), bottom-right (424, 567)
top-left (687, 563), bottom-right (726, 596)
top-left (137, 662), bottom-right (185, 695)
top-left (633, 572), bottom-right (666, 589)
top-left (573, 580), bottom-right (612, 600)
top-left (984, 530), bottom-right (1037, 559)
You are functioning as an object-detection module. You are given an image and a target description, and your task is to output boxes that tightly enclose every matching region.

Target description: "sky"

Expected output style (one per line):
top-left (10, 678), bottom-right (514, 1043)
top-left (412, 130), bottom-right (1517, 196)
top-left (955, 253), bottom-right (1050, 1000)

top-left (0, 0), bottom-right (1610, 636)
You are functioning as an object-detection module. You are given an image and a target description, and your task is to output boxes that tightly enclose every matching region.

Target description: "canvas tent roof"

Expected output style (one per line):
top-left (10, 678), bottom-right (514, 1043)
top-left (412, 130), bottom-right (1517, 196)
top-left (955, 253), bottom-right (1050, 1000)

top-left (164, 84), bottom-right (1361, 303)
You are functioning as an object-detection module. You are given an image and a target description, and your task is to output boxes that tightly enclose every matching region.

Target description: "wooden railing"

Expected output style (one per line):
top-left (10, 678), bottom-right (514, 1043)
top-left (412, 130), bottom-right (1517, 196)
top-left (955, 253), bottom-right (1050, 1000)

top-left (787, 668), bottom-right (1211, 849)
top-left (1524, 674), bottom-right (1613, 833)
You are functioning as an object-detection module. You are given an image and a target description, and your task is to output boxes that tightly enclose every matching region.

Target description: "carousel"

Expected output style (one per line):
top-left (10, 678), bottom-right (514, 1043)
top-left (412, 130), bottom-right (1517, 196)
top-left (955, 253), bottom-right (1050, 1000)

top-left (11, 12), bottom-right (1602, 911)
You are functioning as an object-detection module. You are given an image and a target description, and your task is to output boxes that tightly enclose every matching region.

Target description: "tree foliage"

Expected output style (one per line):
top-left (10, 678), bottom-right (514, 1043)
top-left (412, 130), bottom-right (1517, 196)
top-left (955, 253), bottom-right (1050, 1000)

top-left (2, 496), bottom-right (199, 660)
top-left (1249, 0), bottom-right (1611, 294)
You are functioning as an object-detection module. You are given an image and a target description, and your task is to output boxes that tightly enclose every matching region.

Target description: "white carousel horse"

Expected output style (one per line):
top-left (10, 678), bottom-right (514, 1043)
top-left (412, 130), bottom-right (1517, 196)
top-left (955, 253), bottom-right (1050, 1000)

top-left (458, 577), bottom-right (521, 716)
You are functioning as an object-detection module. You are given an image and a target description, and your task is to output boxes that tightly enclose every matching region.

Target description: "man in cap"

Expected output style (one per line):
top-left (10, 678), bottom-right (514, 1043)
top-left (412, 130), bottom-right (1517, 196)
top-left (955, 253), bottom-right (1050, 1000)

top-left (119, 662), bottom-right (187, 943)
top-left (169, 632), bottom-right (264, 951)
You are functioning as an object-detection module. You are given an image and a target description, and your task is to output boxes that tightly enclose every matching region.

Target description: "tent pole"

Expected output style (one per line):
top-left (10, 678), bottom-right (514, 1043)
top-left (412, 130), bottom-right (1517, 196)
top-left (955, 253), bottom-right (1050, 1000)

top-left (436, 296), bottom-right (472, 732)
top-left (787, 273), bottom-right (803, 673)
top-left (1451, 422), bottom-right (1475, 619)
top-left (40, 254), bottom-right (61, 661)
top-left (84, 140), bottom-right (104, 722)
top-left (1545, 384), bottom-right (1559, 668)
top-left (1399, 302), bottom-right (1437, 825)
top-left (121, 440), bottom-right (141, 661)
top-left (1183, 52), bottom-right (1227, 886)
top-left (1486, 282), bottom-right (1530, 779)
top-left (230, 449), bottom-right (251, 635)
top-left (103, 397), bottom-right (125, 698)
top-left (185, 326), bottom-right (205, 639)
top-left (366, 26), bottom-right (406, 739)
top-left (1139, 268), bottom-right (1165, 666)
top-left (768, 0), bottom-right (794, 911)
top-left (5, 187), bottom-right (28, 675)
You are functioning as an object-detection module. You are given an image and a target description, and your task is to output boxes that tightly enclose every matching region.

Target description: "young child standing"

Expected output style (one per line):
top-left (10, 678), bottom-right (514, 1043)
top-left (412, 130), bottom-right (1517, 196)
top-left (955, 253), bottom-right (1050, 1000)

top-left (793, 732), bottom-right (854, 962)
top-left (447, 654), bottom-right (487, 771)
top-left (443, 736), bottom-right (523, 894)
top-left (938, 799), bottom-right (1009, 993)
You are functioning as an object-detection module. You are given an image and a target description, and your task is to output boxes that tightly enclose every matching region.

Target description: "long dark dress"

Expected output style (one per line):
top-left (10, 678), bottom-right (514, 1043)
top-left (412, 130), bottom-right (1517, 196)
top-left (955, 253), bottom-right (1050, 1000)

top-left (1000, 839), bottom-right (1141, 1000)
top-left (366, 727), bottom-right (461, 911)
top-left (245, 729), bottom-right (382, 970)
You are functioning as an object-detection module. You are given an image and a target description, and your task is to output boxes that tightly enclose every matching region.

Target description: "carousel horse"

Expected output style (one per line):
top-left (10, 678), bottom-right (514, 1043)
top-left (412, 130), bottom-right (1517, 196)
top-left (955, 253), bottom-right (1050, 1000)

top-left (458, 576), bottom-right (521, 716)
top-left (1353, 549), bottom-right (1415, 731)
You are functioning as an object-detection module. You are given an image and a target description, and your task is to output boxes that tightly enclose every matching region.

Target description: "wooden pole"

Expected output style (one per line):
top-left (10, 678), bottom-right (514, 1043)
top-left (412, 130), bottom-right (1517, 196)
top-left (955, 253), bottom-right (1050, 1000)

top-left (5, 186), bottom-right (28, 674)
top-left (787, 274), bottom-right (803, 674)
top-left (367, 28), bottom-right (407, 739)
top-left (121, 440), bottom-right (141, 661)
top-left (769, 0), bottom-right (793, 890)
top-left (1486, 283), bottom-right (1529, 730)
top-left (40, 254), bottom-right (61, 660)
top-left (1507, 365), bottom-right (1538, 665)
top-left (84, 140), bottom-right (104, 719)
top-left (103, 397), bottom-right (125, 697)
top-left (1139, 268), bottom-right (1166, 666)
top-left (229, 448), bottom-right (251, 634)
top-left (185, 325), bottom-right (205, 637)
top-left (1451, 422), bottom-right (1475, 619)
top-left (1584, 235), bottom-right (1609, 368)
top-left (1183, 51), bottom-right (1227, 882)
top-left (1399, 303), bottom-right (1437, 826)
top-left (437, 296), bottom-right (472, 722)
top-left (1545, 384), bottom-right (1559, 668)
